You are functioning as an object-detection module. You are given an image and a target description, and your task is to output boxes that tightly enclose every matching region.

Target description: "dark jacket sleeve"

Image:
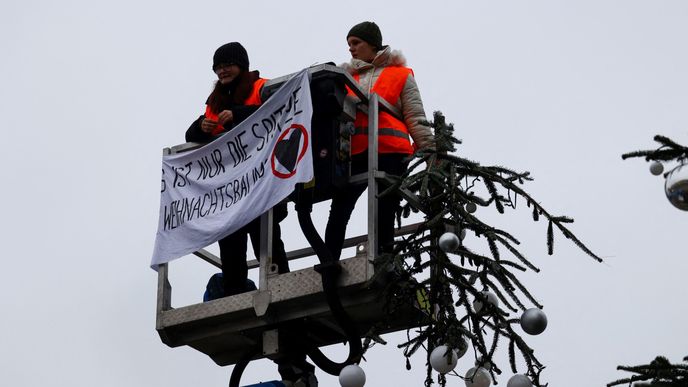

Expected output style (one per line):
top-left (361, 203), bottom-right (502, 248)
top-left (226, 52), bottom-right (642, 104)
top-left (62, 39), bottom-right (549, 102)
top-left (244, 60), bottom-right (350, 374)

top-left (185, 114), bottom-right (214, 143)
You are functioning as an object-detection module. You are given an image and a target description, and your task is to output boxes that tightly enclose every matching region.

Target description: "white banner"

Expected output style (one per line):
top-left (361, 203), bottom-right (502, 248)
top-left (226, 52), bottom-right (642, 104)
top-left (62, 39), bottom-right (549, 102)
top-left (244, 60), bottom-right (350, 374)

top-left (151, 70), bottom-right (312, 269)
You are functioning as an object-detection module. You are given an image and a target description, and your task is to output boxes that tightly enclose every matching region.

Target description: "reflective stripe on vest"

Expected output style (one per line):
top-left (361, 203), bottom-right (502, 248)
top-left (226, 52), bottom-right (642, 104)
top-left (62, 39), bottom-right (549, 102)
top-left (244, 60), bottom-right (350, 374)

top-left (207, 77), bottom-right (267, 136)
top-left (353, 127), bottom-right (410, 140)
top-left (350, 67), bottom-right (414, 155)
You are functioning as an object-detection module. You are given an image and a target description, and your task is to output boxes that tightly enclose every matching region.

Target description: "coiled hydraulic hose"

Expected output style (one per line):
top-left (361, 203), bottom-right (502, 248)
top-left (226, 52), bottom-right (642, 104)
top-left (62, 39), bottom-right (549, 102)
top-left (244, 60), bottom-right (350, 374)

top-left (229, 188), bottom-right (364, 386)
top-left (295, 189), bottom-right (363, 376)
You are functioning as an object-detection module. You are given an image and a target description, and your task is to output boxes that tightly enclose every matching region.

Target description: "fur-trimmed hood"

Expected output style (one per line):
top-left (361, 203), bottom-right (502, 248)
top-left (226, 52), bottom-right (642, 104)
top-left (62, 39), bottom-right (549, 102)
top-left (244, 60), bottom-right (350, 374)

top-left (338, 45), bottom-right (435, 152)
top-left (341, 46), bottom-right (407, 74)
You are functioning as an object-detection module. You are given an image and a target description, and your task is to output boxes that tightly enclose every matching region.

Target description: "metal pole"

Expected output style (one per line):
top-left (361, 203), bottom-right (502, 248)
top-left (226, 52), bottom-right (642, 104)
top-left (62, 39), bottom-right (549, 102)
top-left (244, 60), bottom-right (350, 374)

top-left (156, 263), bottom-right (171, 313)
top-left (367, 93), bottom-right (380, 261)
top-left (258, 209), bottom-right (274, 291)
top-left (253, 210), bottom-right (274, 317)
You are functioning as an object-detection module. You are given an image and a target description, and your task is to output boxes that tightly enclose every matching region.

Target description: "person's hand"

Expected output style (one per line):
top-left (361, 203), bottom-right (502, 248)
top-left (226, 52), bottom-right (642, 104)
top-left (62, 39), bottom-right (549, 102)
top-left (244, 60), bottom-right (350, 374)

top-left (217, 110), bottom-right (234, 125)
top-left (200, 118), bottom-right (219, 133)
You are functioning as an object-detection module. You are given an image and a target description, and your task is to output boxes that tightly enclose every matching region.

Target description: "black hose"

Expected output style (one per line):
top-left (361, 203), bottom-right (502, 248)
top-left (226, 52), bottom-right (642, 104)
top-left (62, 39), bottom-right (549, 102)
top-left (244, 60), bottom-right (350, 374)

top-left (295, 192), bottom-right (363, 375)
top-left (228, 349), bottom-right (258, 387)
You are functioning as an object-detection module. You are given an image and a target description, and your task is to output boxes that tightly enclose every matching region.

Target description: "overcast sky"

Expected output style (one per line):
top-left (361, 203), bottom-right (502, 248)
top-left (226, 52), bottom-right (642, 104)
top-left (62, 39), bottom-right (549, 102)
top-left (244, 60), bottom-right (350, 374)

top-left (1, 1), bottom-right (687, 386)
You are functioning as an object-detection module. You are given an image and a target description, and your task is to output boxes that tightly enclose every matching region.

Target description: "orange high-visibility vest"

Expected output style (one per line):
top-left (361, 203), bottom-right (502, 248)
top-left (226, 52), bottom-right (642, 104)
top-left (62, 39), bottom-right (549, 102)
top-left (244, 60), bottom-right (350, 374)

top-left (350, 67), bottom-right (414, 155)
top-left (206, 78), bottom-right (267, 136)
top-left (244, 78), bottom-right (267, 106)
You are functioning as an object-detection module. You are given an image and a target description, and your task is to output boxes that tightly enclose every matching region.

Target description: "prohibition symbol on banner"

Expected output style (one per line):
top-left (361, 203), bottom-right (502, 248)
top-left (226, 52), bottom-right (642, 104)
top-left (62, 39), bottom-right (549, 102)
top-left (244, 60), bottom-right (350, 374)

top-left (271, 123), bottom-right (309, 178)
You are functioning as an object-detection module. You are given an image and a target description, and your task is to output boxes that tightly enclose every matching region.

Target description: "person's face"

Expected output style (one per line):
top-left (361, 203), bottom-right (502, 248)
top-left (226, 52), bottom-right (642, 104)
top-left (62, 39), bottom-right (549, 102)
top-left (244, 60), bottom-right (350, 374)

top-left (347, 36), bottom-right (377, 63)
top-left (214, 63), bottom-right (241, 85)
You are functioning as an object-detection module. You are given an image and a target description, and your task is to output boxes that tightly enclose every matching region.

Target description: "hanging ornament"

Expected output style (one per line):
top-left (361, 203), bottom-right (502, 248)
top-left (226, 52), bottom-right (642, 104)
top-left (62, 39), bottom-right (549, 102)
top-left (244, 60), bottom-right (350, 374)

top-left (665, 162), bottom-right (688, 211)
top-left (459, 228), bottom-right (467, 241)
top-left (472, 290), bottom-right (499, 313)
top-left (439, 232), bottom-right (460, 252)
top-left (649, 161), bottom-right (664, 176)
top-left (520, 308), bottom-right (548, 335)
top-left (475, 356), bottom-right (493, 370)
top-left (339, 364), bottom-right (366, 387)
top-left (429, 345), bottom-right (459, 374)
top-left (465, 367), bottom-right (491, 387)
top-left (507, 374), bottom-right (533, 387)
top-left (465, 202), bottom-right (477, 214)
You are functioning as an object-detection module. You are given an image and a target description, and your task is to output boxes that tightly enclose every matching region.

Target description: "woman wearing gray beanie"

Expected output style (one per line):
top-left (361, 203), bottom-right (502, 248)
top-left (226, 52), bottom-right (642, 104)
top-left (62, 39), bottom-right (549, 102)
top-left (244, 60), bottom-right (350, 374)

top-left (325, 21), bottom-right (435, 260)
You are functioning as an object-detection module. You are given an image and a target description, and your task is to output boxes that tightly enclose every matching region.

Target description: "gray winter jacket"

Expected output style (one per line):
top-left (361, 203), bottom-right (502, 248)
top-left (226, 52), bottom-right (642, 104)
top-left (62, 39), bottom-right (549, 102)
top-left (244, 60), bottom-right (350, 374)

top-left (342, 46), bottom-right (435, 151)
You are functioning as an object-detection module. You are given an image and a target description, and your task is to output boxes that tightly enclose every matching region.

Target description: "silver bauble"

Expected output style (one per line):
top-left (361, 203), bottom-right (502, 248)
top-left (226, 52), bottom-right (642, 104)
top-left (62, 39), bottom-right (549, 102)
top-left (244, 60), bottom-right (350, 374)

top-left (439, 232), bottom-right (460, 252)
top-left (520, 308), bottom-right (548, 335)
top-left (473, 290), bottom-right (499, 313)
top-left (665, 163), bottom-right (688, 211)
top-left (475, 356), bottom-right (493, 370)
top-left (649, 161), bottom-right (664, 176)
top-left (507, 374), bottom-right (533, 387)
top-left (465, 202), bottom-right (477, 213)
top-left (465, 367), bottom-right (491, 387)
top-left (429, 345), bottom-right (459, 374)
top-left (339, 364), bottom-right (366, 387)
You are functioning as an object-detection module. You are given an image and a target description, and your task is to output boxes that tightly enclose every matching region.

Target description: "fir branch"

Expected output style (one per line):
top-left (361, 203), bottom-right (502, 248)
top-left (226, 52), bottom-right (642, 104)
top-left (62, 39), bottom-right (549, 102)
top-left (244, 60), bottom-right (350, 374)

top-left (608, 356), bottom-right (688, 387)
top-left (622, 135), bottom-right (688, 163)
top-left (374, 111), bottom-right (602, 386)
top-left (546, 221), bottom-right (554, 255)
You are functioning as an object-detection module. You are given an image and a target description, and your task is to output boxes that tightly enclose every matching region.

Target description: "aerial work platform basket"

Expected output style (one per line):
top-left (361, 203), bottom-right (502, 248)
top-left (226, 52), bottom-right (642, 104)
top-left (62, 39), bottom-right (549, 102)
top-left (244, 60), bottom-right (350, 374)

top-left (155, 64), bottom-right (426, 369)
top-left (156, 233), bottom-right (423, 366)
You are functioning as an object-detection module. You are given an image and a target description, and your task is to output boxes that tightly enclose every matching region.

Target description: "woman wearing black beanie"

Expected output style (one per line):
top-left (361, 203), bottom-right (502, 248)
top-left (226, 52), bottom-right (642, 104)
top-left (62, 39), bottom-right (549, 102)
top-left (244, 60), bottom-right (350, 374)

top-left (186, 42), bottom-right (262, 142)
top-left (186, 42), bottom-right (290, 296)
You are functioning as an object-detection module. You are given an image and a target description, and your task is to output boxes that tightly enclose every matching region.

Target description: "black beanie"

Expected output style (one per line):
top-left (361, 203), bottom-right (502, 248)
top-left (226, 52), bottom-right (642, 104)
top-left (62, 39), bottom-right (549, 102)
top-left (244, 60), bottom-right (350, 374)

top-left (347, 21), bottom-right (382, 49)
top-left (213, 42), bottom-right (249, 71)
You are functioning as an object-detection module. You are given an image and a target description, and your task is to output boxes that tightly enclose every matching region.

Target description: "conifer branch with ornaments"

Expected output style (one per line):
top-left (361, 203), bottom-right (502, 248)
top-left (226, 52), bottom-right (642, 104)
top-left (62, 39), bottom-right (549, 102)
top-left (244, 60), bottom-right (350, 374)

top-left (605, 136), bottom-right (688, 387)
top-left (358, 112), bottom-right (602, 387)
top-left (622, 135), bottom-right (688, 211)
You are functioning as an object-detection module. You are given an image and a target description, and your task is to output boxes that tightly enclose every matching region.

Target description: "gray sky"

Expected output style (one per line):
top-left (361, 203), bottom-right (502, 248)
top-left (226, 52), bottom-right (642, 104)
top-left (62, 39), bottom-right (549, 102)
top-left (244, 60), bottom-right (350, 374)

top-left (1, 1), bottom-right (687, 386)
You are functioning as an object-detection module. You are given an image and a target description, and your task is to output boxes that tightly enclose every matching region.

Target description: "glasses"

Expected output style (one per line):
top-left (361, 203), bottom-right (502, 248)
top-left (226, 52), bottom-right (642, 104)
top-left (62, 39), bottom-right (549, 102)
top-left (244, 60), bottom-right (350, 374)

top-left (213, 63), bottom-right (236, 72)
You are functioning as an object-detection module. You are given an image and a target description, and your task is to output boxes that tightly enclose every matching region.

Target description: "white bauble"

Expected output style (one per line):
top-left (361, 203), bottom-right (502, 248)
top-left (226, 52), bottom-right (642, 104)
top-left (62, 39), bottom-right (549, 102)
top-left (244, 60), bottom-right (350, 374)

top-left (520, 308), bottom-right (548, 335)
top-left (429, 345), bottom-right (459, 374)
top-left (465, 202), bottom-right (477, 213)
top-left (465, 367), bottom-right (491, 387)
top-left (507, 374), bottom-right (533, 387)
top-left (665, 163), bottom-right (688, 211)
top-left (649, 161), bottom-right (664, 176)
top-left (439, 232), bottom-right (460, 252)
top-left (473, 291), bottom-right (499, 313)
top-left (339, 364), bottom-right (366, 387)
